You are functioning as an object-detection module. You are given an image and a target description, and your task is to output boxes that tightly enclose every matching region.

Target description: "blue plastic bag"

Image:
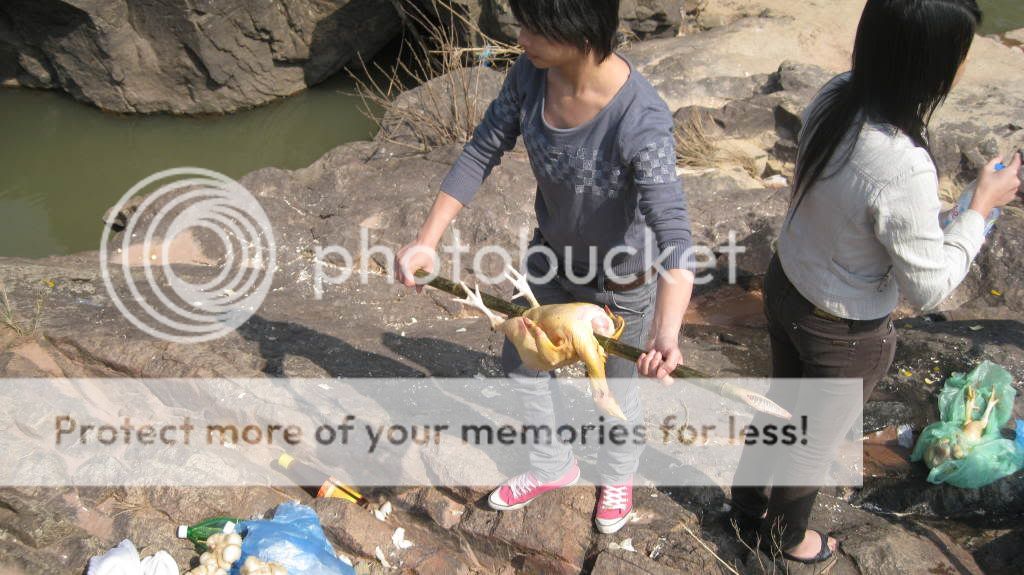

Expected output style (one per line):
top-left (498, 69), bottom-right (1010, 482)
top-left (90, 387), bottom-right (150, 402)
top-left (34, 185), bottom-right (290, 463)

top-left (1016, 419), bottom-right (1024, 452)
top-left (233, 503), bottom-right (354, 575)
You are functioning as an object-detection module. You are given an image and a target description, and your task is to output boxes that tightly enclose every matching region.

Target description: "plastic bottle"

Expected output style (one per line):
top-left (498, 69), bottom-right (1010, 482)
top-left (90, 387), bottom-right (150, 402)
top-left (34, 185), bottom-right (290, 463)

top-left (940, 183), bottom-right (1000, 235)
top-left (274, 452), bottom-right (366, 504)
top-left (940, 159), bottom-right (1014, 235)
top-left (176, 517), bottom-right (243, 550)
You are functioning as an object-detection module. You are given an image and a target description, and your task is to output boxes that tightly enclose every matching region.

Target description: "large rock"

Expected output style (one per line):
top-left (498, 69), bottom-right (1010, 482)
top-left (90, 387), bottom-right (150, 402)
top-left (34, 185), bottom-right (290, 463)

top-left (0, 0), bottom-right (401, 114)
top-left (1004, 28), bottom-right (1024, 46)
top-left (459, 488), bottom-right (596, 574)
top-left (828, 502), bottom-right (984, 575)
top-left (667, 62), bottom-right (836, 281)
top-left (619, 0), bottom-right (685, 39)
top-left (623, 16), bottom-right (849, 110)
top-left (681, 168), bottom-right (790, 283)
top-left (464, 0), bottom-right (685, 45)
top-left (944, 207), bottom-right (1024, 317)
top-left (474, 0), bottom-right (519, 45)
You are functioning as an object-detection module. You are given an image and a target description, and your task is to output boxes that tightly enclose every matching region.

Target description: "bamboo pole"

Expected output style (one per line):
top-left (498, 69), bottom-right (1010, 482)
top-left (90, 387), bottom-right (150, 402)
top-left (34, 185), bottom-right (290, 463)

top-left (374, 258), bottom-right (790, 419)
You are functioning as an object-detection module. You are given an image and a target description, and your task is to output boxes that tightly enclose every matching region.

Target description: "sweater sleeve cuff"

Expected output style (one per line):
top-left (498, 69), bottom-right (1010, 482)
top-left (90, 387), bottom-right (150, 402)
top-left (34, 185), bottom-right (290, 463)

top-left (947, 208), bottom-right (987, 253)
top-left (658, 241), bottom-right (697, 273)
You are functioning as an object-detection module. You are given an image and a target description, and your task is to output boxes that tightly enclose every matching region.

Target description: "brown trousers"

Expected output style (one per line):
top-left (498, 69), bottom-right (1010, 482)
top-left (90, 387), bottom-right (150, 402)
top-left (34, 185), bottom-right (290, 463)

top-left (731, 253), bottom-right (897, 550)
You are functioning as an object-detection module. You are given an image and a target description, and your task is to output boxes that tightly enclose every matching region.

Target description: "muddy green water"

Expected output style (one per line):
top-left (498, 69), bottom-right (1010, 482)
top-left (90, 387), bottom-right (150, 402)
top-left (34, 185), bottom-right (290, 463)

top-left (1, 2), bottom-right (1021, 259)
top-left (980, 0), bottom-right (1024, 35)
top-left (0, 72), bottom-right (378, 258)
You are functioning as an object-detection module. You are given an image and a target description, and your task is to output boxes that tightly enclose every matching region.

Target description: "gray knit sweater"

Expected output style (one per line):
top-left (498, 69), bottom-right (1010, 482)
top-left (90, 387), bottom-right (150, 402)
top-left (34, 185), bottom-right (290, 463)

top-left (440, 55), bottom-right (695, 276)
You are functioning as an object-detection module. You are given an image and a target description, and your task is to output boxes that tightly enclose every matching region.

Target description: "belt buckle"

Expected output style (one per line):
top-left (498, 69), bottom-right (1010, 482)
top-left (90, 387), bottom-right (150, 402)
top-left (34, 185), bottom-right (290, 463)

top-left (812, 307), bottom-right (843, 322)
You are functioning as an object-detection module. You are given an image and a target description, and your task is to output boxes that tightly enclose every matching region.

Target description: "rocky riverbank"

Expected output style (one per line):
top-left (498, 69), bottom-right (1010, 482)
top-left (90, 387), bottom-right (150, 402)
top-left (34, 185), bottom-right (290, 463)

top-left (1, 1), bottom-right (1023, 574)
top-left (0, 0), bottom-right (685, 114)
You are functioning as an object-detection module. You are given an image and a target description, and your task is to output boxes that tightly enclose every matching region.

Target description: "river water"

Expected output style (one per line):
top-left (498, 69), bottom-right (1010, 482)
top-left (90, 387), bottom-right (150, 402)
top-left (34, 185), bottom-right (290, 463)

top-left (1, 3), bottom-right (1021, 258)
top-left (0, 72), bottom-right (378, 258)
top-left (979, 0), bottom-right (1024, 35)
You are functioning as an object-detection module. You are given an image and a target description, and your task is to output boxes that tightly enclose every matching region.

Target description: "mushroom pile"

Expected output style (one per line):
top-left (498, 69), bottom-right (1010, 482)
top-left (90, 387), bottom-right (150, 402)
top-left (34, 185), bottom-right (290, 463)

top-left (239, 556), bottom-right (288, 575)
top-left (185, 532), bottom-right (243, 575)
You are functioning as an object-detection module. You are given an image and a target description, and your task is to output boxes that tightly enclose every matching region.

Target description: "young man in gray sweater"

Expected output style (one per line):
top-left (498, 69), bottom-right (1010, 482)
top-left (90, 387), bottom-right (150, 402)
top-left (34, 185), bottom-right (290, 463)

top-left (395, 0), bottom-right (696, 534)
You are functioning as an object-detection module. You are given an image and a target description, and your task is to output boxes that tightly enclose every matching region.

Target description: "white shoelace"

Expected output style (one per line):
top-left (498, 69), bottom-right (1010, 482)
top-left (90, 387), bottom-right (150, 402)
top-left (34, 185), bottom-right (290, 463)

top-left (600, 485), bottom-right (629, 511)
top-left (508, 472), bottom-right (540, 499)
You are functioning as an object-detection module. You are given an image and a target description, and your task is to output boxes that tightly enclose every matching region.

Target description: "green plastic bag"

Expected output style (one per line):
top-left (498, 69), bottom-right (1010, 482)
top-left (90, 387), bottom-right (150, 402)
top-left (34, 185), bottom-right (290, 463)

top-left (911, 361), bottom-right (1024, 488)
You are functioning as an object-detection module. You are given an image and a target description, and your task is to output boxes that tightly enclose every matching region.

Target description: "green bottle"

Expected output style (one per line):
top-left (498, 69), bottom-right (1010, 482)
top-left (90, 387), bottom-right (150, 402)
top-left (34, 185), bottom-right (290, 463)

top-left (176, 516), bottom-right (243, 550)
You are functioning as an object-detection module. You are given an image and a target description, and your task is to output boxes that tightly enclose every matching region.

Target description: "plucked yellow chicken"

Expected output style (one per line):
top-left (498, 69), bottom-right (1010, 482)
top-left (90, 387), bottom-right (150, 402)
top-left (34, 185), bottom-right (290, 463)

top-left (924, 385), bottom-right (1000, 467)
top-left (455, 267), bottom-right (628, 420)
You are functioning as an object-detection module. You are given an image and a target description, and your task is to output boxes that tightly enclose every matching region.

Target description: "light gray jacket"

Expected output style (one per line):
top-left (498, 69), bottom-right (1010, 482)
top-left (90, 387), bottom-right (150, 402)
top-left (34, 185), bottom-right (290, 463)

top-left (778, 80), bottom-right (986, 320)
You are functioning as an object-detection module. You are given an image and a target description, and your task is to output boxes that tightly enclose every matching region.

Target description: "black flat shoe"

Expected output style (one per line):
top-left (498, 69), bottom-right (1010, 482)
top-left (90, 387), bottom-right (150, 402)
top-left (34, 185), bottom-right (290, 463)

top-left (762, 530), bottom-right (835, 565)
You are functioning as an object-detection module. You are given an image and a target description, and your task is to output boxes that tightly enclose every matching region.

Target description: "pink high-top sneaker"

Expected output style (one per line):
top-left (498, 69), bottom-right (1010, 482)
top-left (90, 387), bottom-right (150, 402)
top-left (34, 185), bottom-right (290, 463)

top-left (487, 462), bottom-right (581, 511)
top-left (595, 478), bottom-right (634, 534)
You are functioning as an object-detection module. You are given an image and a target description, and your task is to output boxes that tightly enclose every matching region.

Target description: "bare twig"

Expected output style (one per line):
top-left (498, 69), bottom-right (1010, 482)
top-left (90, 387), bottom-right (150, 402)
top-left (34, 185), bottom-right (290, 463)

top-left (349, 0), bottom-right (522, 152)
top-left (731, 517), bottom-right (772, 574)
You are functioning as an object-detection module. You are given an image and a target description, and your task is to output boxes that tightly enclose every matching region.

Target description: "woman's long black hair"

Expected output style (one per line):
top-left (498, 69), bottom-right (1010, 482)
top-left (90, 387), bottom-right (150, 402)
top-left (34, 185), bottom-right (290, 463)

top-left (791, 0), bottom-right (982, 211)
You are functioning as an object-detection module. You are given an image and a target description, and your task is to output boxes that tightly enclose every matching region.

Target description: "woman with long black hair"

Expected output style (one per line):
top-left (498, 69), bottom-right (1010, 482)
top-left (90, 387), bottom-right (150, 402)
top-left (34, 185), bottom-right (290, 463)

top-left (731, 0), bottom-right (1021, 565)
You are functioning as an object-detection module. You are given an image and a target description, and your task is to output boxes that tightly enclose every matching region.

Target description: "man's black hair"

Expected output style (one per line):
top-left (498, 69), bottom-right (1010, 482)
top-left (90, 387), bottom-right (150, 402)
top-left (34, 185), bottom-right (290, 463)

top-left (508, 0), bottom-right (620, 62)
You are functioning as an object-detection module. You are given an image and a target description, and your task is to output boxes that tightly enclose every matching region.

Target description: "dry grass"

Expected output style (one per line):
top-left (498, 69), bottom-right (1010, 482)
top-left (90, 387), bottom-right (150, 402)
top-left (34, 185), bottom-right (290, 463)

top-left (350, 0), bottom-right (521, 152)
top-left (675, 109), bottom-right (771, 179)
top-left (0, 280), bottom-right (47, 338)
top-left (675, 109), bottom-right (721, 169)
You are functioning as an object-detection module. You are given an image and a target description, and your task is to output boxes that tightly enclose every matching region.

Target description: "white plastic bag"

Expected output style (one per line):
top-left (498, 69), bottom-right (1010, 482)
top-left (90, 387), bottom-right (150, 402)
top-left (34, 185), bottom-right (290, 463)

top-left (87, 539), bottom-right (179, 575)
top-left (141, 551), bottom-right (180, 575)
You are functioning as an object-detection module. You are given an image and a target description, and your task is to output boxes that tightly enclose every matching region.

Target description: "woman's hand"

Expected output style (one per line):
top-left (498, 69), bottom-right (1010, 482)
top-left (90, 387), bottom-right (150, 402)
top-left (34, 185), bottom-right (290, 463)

top-left (637, 331), bottom-right (683, 386)
top-left (394, 242), bottom-right (437, 293)
top-left (971, 153), bottom-right (1022, 218)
